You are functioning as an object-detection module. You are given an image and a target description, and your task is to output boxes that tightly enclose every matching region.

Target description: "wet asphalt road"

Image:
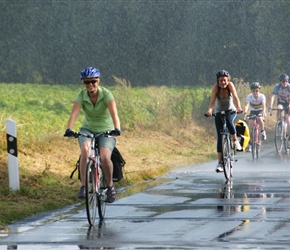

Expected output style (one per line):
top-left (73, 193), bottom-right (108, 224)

top-left (1, 145), bottom-right (290, 249)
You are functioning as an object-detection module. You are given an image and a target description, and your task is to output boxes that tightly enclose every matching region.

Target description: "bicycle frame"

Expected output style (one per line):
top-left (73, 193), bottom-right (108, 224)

top-left (247, 114), bottom-right (262, 159)
top-left (208, 109), bottom-right (236, 181)
top-left (270, 109), bottom-right (289, 153)
top-left (220, 113), bottom-right (234, 181)
top-left (89, 140), bottom-right (101, 193)
top-left (73, 131), bottom-right (111, 225)
top-left (90, 138), bottom-right (108, 221)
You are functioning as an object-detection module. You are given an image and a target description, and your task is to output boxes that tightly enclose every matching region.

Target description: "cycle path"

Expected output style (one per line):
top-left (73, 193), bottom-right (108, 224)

top-left (1, 145), bottom-right (290, 249)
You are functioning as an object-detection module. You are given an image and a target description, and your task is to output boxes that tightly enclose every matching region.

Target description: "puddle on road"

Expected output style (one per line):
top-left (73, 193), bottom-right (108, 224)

top-left (0, 177), bottom-right (173, 240)
top-left (0, 245), bottom-right (88, 249)
top-left (116, 177), bottom-right (173, 198)
top-left (2, 177), bottom-right (290, 249)
top-left (119, 179), bottom-right (290, 220)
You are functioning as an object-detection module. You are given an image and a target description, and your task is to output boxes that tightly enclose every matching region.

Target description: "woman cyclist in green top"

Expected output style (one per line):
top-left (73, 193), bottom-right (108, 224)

top-left (64, 67), bottom-right (121, 202)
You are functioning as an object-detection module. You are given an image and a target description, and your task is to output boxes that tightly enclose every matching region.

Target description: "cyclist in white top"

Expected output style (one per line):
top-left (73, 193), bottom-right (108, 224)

top-left (269, 73), bottom-right (290, 137)
top-left (243, 82), bottom-right (267, 152)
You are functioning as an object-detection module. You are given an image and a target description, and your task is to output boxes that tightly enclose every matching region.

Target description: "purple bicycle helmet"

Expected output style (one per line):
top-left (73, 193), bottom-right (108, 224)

top-left (80, 67), bottom-right (100, 79)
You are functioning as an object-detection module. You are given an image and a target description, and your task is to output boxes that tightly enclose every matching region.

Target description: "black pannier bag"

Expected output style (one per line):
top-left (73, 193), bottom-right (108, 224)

top-left (70, 147), bottom-right (126, 182)
top-left (70, 155), bottom-right (81, 180)
top-left (111, 147), bottom-right (126, 182)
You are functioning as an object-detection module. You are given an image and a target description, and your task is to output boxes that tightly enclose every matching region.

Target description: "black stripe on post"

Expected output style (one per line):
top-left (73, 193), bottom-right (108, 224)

top-left (6, 134), bottom-right (18, 157)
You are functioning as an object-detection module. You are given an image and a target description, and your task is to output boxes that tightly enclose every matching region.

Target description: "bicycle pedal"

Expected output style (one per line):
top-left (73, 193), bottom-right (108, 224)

top-left (100, 191), bottom-right (107, 201)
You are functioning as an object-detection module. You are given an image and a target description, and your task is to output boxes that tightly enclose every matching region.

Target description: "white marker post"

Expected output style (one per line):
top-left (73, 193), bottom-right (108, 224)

top-left (6, 118), bottom-right (20, 191)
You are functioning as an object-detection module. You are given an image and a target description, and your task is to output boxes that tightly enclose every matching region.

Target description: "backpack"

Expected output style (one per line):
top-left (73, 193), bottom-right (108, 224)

top-left (70, 147), bottom-right (126, 182)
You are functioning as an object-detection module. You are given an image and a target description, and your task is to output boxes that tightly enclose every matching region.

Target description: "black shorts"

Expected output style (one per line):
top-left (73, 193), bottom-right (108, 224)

top-left (249, 110), bottom-right (264, 120)
top-left (277, 102), bottom-right (290, 115)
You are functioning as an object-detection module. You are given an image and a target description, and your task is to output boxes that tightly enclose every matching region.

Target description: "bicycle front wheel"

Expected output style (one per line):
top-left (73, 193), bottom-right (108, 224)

top-left (222, 135), bottom-right (232, 181)
top-left (275, 121), bottom-right (283, 153)
top-left (97, 164), bottom-right (107, 220)
top-left (251, 127), bottom-right (259, 159)
top-left (85, 159), bottom-right (98, 226)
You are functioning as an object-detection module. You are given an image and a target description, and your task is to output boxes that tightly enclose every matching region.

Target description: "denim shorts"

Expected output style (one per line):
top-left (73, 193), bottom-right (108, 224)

top-left (78, 128), bottom-right (116, 151)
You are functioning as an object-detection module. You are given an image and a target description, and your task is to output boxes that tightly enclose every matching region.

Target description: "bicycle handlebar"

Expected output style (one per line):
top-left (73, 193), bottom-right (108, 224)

top-left (269, 108), bottom-right (288, 111)
top-left (204, 109), bottom-right (241, 117)
top-left (64, 130), bottom-right (118, 139)
top-left (246, 114), bottom-right (263, 119)
top-left (269, 108), bottom-right (288, 117)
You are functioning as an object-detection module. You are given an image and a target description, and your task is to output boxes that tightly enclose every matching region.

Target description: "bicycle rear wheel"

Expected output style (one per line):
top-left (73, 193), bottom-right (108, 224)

top-left (251, 128), bottom-right (257, 159)
top-left (97, 164), bottom-right (107, 220)
top-left (222, 181), bottom-right (234, 199)
top-left (285, 135), bottom-right (290, 153)
top-left (222, 135), bottom-right (232, 181)
top-left (256, 129), bottom-right (261, 159)
top-left (85, 159), bottom-right (98, 226)
top-left (275, 121), bottom-right (283, 153)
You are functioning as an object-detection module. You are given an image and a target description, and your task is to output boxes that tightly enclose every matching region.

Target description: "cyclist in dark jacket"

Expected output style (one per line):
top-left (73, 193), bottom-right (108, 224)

top-left (269, 73), bottom-right (290, 137)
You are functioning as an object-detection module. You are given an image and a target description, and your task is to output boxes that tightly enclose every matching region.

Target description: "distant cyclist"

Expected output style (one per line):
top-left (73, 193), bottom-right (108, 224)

top-left (243, 82), bottom-right (267, 152)
top-left (269, 73), bottom-right (290, 137)
top-left (64, 67), bottom-right (121, 202)
top-left (206, 70), bottom-right (243, 173)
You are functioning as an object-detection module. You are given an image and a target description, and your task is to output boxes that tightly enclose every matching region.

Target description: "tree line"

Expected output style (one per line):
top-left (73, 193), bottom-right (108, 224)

top-left (1, 0), bottom-right (290, 86)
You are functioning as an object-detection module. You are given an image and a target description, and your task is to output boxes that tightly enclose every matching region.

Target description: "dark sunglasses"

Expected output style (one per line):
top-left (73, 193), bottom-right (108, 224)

top-left (84, 79), bottom-right (98, 85)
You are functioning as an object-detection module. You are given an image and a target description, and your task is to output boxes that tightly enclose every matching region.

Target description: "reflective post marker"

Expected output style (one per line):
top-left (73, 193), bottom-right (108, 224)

top-left (6, 118), bottom-right (20, 191)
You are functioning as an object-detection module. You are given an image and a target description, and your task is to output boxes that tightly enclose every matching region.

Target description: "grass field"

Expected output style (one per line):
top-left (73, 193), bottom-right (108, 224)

top-left (0, 78), bottom-right (277, 227)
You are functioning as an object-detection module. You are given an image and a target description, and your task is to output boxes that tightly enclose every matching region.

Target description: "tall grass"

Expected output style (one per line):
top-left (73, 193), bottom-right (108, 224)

top-left (0, 78), bottom-right (277, 150)
top-left (0, 81), bottom-right (209, 149)
top-left (0, 84), bottom-right (81, 148)
top-left (112, 76), bottom-right (211, 133)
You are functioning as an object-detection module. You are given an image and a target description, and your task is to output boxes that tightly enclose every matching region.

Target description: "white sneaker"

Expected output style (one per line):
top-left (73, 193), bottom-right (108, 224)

top-left (261, 130), bottom-right (267, 140)
top-left (216, 162), bottom-right (224, 173)
top-left (234, 140), bottom-right (243, 151)
top-left (247, 144), bottom-right (252, 152)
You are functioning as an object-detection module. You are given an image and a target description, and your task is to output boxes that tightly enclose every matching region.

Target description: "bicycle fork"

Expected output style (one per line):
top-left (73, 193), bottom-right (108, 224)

top-left (228, 136), bottom-right (237, 163)
top-left (95, 153), bottom-right (108, 202)
top-left (253, 125), bottom-right (261, 146)
top-left (223, 135), bottom-right (235, 163)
